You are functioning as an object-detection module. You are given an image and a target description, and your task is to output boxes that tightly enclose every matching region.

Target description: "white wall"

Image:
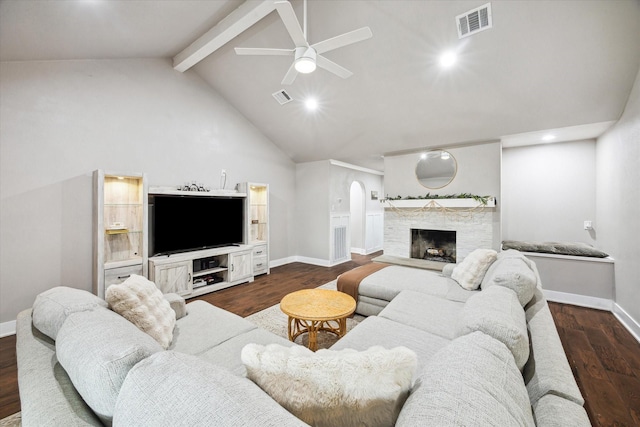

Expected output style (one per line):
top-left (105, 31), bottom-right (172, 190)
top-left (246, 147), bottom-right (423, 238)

top-left (0, 58), bottom-right (297, 325)
top-left (294, 160), bottom-right (384, 264)
top-left (330, 163), bottom-right (384, 256)
top-left (350, 181), bottom-right (364, 252)
top-left (502, 140), bottom-right (597, 244)
top-left (384, 143), bottom-right (501, 199)
top-left (596, 67), bottom-right (640, 328)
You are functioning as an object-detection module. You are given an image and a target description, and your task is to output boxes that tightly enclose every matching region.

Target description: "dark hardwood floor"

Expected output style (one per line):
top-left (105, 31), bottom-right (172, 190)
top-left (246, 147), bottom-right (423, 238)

top-left (549, 303), bottom-right (640, 427)
top-left (1, 252), bottom-right (638, 426)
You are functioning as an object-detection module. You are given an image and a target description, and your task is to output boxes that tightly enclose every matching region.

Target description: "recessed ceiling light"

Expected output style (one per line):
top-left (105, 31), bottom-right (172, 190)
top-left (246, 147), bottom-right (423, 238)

top-left (542, 134), bottom-right (556, 142)
top-left (439, 51), bottom-right (457, 68)
top-left (304, 98), bottom-right (318, 110)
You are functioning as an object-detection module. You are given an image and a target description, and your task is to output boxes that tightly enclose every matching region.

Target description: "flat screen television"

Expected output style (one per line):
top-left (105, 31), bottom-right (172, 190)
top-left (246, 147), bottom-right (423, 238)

top-left (149, 194), bottom-right (244, 256)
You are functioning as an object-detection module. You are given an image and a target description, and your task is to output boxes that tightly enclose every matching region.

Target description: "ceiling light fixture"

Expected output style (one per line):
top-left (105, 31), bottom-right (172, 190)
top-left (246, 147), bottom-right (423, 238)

top-left (304, 98), bottom-right (318, 110)
top-left (294, 47), bottom-right (317, 74)
top-left (440, 151), bottom-right (451, 160)
top-left (439, 51), bottom-right (457, 68)
top-left (542, 134), bottom-right (556, 142)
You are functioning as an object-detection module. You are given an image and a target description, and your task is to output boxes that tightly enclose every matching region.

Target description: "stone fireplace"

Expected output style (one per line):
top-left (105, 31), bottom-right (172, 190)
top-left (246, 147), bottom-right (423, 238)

top-left (382, 199), bottom-right (498, 262)
top-left (411, 229), bottom-right (456, 263)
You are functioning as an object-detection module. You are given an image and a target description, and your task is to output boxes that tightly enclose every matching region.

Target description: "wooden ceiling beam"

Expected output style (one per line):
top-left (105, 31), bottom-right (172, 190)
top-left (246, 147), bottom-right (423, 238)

top-left (173, 0), bottom-right (276, 72)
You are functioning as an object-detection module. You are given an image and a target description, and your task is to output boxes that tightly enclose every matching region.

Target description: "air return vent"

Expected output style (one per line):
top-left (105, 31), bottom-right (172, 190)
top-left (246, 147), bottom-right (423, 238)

top-left (272, 89), bottom-right (293, 105)
top-left (456, 3), bottom-right (492, 39)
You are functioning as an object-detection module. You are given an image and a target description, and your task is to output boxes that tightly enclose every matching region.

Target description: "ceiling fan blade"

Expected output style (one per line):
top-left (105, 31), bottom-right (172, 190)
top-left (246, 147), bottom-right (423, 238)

top-left (312, 27), bottom-right (373, 54)
top-left (275, 1), bottom-right (308, 47)
top-left (281, 62), bottom-right (298, 85)
top-left (316, 55), bottom-right (353, 79)
top-left (234, 47), bottom-right (294, 56)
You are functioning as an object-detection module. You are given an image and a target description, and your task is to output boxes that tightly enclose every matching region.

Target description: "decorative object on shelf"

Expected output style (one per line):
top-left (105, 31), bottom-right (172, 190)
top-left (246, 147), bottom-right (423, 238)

top-left (371, 191), bottom-right (378, 200)
top-left (179, 182), bottom-right (210, 192)
top-left (384, 193), bottom-right (492, 205)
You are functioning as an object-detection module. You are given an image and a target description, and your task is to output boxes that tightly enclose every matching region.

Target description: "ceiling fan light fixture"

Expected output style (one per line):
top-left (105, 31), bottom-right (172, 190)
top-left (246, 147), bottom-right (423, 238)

top-left (294, 46), bottom-right (317, 74)
top-left (295, 57), bottom-right (316, 73)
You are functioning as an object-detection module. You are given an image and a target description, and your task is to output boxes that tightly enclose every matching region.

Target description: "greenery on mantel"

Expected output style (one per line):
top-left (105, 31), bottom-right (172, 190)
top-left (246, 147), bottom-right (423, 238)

top-left (384, 193), bottom-right (492, 205)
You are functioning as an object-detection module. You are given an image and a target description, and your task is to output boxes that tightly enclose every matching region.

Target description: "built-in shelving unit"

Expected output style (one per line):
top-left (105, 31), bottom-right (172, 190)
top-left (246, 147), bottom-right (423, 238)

top-left (238, 182), bottom-right (270, 275)
top-left (93, 170), bottom-right (148, 298)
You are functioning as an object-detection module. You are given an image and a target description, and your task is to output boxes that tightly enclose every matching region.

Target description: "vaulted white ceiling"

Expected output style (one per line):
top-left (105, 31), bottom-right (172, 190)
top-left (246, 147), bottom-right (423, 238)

top-left (2, 0), bottom-right (639, 170)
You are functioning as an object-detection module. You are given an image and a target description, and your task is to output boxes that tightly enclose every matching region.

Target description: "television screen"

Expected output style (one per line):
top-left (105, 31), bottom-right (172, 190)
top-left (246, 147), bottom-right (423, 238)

top-left (149, 194), bottom-right (244, 256)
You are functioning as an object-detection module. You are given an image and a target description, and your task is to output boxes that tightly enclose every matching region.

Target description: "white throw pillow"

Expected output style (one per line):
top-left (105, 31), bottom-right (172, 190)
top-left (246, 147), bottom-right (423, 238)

top-left (242, 343), bottom-right (417, 427)
top-left (106, 274), bottom-right (176, 349)
top-left (451, 248), bottom-right (498, 290)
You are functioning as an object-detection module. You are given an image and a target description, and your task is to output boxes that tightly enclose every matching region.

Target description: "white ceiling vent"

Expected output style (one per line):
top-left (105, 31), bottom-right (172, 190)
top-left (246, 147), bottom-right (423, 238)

top-left (456, 3), bottom-right (492, 39)
top-left (272, 89), bottom-right (293, 105)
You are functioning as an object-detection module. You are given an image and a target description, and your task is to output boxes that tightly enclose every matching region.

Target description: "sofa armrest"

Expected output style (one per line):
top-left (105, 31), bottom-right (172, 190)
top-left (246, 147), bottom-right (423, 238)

top-left (163, 293), bottom-right (187, 319)
top-left (441, 263), bottom-right (456, 277)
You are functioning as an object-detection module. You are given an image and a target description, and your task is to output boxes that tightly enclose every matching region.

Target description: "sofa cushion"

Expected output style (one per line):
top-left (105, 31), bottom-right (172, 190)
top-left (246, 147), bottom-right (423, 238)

top-left (242, 343), bottom-right (417, 427)
top-left (524, 288), bottom-right (585, 406)
top-left (198, 328), bottom-right (295, 376)
top-left (396, 331), bottom-right (535, 427)
top-left (329, 316), bottom-right (451, 377)
top-left (106, 274), bottom-right (176, 349)
top-left (55, 309), bottom-right (163, 424)
top-left (357, 265), bottom-right (452, 301)
top-left (32, 286), bottom-right (108, 340)
top-left (170, 300), bottom-right (257, 355)
top-left (481, 256), bottom-right (537, 306)
top-left (456, 286), bottom-right (530, 370)
top-left (379, 290), bottom-right (464, 340)
top-left (503, 240), bottom-right (609, 258)
top-left (451, 249), bottom-right (498, 290)
top-left (114, 351), bottom-right (308, 427)
top-left (532, 394), bottom-right (591, 427)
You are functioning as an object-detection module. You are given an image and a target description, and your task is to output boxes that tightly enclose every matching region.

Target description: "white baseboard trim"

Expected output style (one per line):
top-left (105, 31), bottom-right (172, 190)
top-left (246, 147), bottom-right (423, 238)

top-left (1, 320), bottom-right (16, 338)
top-left (365, 246), bottom-right (383, 255)
top-left (543, 289), bottom-right (613, 311)
top-left (544, 290), bottom-right (640, 344)
top-left (351, 247), bottom-right (366, 255)
top-left (612, 303), bottom-right (640, 343)
top-left (269, 256), bottom-right (296, 268)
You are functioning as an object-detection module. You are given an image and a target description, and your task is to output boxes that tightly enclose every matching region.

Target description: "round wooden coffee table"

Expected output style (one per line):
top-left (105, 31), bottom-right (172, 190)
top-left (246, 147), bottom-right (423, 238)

top-left (280, 289), bottom-right (356, 351)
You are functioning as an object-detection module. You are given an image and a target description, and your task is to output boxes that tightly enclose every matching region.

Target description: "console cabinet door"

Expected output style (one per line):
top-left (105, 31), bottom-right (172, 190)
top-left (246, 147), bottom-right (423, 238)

top-left (228, 251), bottom-right (252, 282)
top-left (153, 261), bottom-right (192, 296)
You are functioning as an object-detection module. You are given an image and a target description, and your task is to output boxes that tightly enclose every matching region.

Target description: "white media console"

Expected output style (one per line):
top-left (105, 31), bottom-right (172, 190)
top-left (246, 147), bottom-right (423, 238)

top-left (148, 245), bottom-right (254, 298)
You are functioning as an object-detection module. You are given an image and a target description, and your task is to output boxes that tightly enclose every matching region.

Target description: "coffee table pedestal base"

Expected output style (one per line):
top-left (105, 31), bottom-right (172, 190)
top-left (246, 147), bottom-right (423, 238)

top-left (287, 317), bottom-right (347, 352)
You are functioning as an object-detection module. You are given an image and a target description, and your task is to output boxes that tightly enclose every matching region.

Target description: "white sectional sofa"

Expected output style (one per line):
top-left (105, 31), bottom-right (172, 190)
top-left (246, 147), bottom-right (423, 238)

top-left (15, 249), bottom-right (591, 426)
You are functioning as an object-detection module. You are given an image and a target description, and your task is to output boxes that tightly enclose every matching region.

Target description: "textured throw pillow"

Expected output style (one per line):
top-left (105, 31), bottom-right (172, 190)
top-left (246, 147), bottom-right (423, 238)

top-left (32, 286), bottom-right (109, 340)
top-left (451, 249), bottom-right (498, 290)
top-left (106, 274), bottom-right (176, 349)
top-left (456, 286), bottom-right (530, 370)
top-left (482, 257), bottom-right (538, 306)
top-left (242, 343), bottom-right (417, 427)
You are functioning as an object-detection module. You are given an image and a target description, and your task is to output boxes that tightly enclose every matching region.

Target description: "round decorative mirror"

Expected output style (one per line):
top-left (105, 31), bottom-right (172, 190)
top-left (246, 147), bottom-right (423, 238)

top-left (415, 150), bottom-right (457, 189)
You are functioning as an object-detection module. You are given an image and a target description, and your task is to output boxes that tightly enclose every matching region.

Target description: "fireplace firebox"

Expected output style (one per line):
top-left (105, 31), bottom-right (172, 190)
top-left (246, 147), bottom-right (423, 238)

top-left (410, 229), bottom-right (456, 263)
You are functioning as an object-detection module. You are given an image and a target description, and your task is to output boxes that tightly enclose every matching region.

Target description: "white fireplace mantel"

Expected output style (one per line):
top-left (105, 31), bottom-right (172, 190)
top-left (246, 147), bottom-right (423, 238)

top-left (381, 197), bottom-right (496, 209)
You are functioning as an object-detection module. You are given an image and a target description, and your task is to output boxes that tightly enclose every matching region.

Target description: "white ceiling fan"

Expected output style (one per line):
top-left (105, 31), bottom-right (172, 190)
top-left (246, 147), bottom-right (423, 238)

top-left (234, 0), bottom-right (373, 85)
